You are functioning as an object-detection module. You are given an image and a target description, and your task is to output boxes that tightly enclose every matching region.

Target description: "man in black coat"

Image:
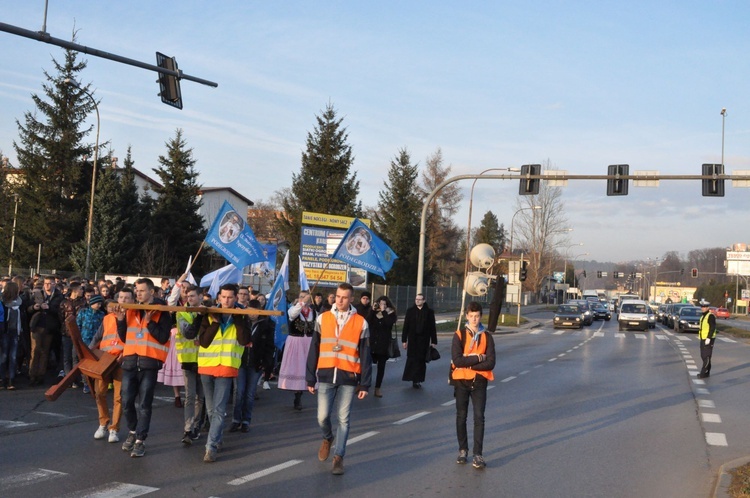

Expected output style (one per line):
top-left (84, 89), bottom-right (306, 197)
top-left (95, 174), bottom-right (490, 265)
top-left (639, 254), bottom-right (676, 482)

top-left (401, 294), bottom-right (437, 388)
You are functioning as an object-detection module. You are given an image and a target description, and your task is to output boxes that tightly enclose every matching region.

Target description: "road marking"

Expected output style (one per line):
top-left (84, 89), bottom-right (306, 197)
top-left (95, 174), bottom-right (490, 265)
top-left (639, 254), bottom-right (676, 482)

top-left (394, 411), bottom-right (431, 425)
top-left (0, 420), bottom-right (37, 429)
top-left (718, 337), bottom-right (736, 343)
top-left (519, 370), bottom-right (530, 375)
top-left (676, 335), bottom-right (691, 341)
top-left (695, 388), bottom-right (710, 395)
top-left (664, 330), bottom-right (674, 336)
top-left (487, 385), bottom-right (496, 390)
top-left (442, 399), bottom-right (456, 406)
top-left (558, 353), bottom-right (566, 357)
top-left (35, 412), bottom-right (85, 420)
top-left (501, 376), bottom-right (516, 383)
top-left (705, 432), bottom-right (728, 446)
top-left (692, 378), bottom-right (706, 385)
top-left (634, 334), bottom-right (646, 339)
top-left (702, 413), bottom-right (722, 423)
top-left (347, 431), bottom-right (379, 445)
top-left (615, 333), bottom-right (625, 338)
top-left (553, 330), bottom-right (566, 335)
top-left (0, 468), bottom-right (67, 489)
top-left (548, 358), bottom-right (557, 362)
top-left (59, 482), bottom-right (159, 497)
top-left (566, 349), bottom-right (573, 353)
top-left (228, 460), bottom-right (303, 486)
top-left (698, 399), bottom-right (716, 408)
top-left (530, 330), bottom-right (543, 335)
top-left (656, 335), bottom-right (668, 340)
top-left (534, 364), bottom-right (543, 368)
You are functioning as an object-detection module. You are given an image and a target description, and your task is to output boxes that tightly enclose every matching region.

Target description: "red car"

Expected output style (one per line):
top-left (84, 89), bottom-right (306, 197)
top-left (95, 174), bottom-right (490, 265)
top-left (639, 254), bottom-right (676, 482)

top-left (709, 307), bottom-right (731, 319)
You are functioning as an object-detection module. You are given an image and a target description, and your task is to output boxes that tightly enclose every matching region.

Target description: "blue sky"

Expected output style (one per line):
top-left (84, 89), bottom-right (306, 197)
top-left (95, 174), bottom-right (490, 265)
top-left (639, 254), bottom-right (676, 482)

top-left (1, 1), bottom-right (749, 265)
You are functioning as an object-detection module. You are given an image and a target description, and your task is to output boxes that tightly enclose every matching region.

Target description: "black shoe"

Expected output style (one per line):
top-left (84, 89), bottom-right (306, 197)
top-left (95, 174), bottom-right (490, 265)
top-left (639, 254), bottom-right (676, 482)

top-left (122, 432), bottom-right (136, 452)
top-left (181, 432), bottom-right (192, 445)
top-left (190, 428), bottom-right (201, 440)
top-left (456, 450), bottom-right (468, 464)
top-left (241, 423), bottom-right (250, 433)
top-left (229, 422), bottom-right (241, 433)
top-left (412, 382), bottom-right (421, 389)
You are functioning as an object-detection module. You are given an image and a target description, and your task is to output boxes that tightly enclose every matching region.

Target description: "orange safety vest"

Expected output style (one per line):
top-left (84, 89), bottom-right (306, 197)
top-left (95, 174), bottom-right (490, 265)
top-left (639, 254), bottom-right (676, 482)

top-left (122, 309), bottom-right (169, 362)
top-left (317, 311), bottom-right (364, 374)
top-left (99, 313), bottom-right (124, 356)
top-left (451, 329), bottom-right (494, 381)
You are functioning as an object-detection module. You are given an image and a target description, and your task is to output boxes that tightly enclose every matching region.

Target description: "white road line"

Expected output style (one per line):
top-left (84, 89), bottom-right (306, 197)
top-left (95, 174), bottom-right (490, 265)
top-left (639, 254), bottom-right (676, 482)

top-left (698, 399), bottom-right (716, 408)
top-left (656, 335), bottom-right (668, 340)
top-left (0, 420), bottom-right (37, 429)
top-left (35, 412), bottom-right (85, 420)
top-left (442, 399), bottom-right (456, 406)
top-left (530, 330), bottom-right (543, 335)
top-left (519, 370), bottom-right (530, 375)
top-left (558, 353), bottom-right (566, 357)
top-left (566, 349), bottom-right (573, 353)
top-left (60, 482), bottom-right (160, 497)
top-left (695, 388), bottom-right (710, 395)
top-left (0, 468), bottom-right (67, 488)
top-left (501, 376), bottom-right (516, 383)
top-left (702, 413), bottom-right (722, 423)
top-left (394, 411), bottom-right (431, 425)
top-left (692, 378), bottom-right (706, 385)
top-left (615, 333), bottom-right (625, 338)
top-left (228, 460), bottom-right (303, 486)
top-left (676, 335), bottom-right (691, 341)
top-left (634, 334), bottom-right (646, 339)
top-left (548, 358), bottom-right (557, 362)
top-left (718, 337), bottom-right (737, 343)
top-left (347, 431), bottom-right (379, 445)
top-left (487, 385), bottom-right (496, 390)
top-left (705, 432), bottom-right (728, 446)
top-left (553, 330), bottom-right (566, 335)
top-left (534, 364), bottom-right (543, 368)
top-left (664, 330), bottom-right (674, 336)
top-left (593, 332), bottom-right (604, 337)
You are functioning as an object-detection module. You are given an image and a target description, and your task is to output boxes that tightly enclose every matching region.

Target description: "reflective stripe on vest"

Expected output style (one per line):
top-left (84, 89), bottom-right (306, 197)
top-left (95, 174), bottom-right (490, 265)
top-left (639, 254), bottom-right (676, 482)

top-left (451, 330), bottom-right (494, 381)
top-left (317, 312), bottom-right (363, 374)
top-left (175, 311), bottom-right (199, 363)
top-left (197, 317), bottom-right (242, 371)
top-left (122, 310), bottom-right (170, 362)
top-left (100, 314), bottom-right (124, 355)
top-left (699, 312), bottom-right (716, 340)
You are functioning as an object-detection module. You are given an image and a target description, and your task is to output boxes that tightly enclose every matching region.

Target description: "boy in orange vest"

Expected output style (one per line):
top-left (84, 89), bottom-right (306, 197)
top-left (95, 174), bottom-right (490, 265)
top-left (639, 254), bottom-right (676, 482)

top-left (451, 301), bottom-right (496, 470)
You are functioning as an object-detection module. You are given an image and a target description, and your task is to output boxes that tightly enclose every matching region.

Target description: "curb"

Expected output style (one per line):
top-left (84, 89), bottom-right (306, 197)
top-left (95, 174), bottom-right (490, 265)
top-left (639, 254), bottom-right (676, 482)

top-left (714, 456), bottom-right (750, 498)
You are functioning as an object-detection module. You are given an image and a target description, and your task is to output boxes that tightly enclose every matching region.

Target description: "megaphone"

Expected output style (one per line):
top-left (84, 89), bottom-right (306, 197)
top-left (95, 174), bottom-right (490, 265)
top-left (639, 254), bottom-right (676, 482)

top-left (470, 244), bottom-right (496, 269)
top-left (464, 272), bottom-right (490, 296)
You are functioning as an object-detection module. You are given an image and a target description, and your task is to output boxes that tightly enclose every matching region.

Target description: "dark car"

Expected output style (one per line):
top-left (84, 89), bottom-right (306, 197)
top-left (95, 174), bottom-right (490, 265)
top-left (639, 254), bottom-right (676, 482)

top-left (591, 302), bottom-right (611, 321)
top-left (666, 303), bottom-right (691, 329)
top-left (553, 304), bottom-right (584, 329)
top-left (676, 306), bottom-right (702, 332)
top-left (568, 300), bottom-right (594, 325)
top-left (657, 304), bottom-right (667, 323)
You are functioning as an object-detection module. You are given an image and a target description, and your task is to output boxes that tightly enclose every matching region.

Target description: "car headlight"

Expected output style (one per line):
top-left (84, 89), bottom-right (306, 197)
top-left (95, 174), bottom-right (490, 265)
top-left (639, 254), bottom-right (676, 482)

top-left (554, 317), bottom-right (560, 321)
top-left (679, 320), bottom-right (686, 325)
top-left (575, 317), bottom-right (580, 322)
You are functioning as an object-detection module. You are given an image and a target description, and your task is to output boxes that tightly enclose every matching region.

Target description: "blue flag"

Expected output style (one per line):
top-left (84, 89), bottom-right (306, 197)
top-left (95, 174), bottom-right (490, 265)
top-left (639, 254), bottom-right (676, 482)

top-left (199, 264), bottom-right (243, 300)
top-left (266, 251), bottom-right (290, 350)
top-left (298, 255), bottom-right (310, 291)
top-left (332, 219), bottom-right (398, 279)
top-left (205, 200), bottom-right (266, 270)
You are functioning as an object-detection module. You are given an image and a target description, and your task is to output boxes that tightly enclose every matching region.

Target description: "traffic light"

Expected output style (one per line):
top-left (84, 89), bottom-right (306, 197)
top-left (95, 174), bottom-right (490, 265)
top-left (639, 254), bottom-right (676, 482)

top-left (691, 268), bottom-right (698, 278)
top-left (519, 261), bottom-right (528, 281)
top-left (613, 272), bottom-right (619, 279)
top-left (156, 52), bottom-right (183, 110)
top-left (582, 270), bottom-right (587, 278)
top-left (702, 164), bottom-right (725, 197)
top-left (519, 164), bottom-right (541, 195)
top-left (606, 164), bottom-right (629, 196)
top-left (597, 271), bottom-right (602, 278)
top-left (680, 268), bottom-right (684, 275)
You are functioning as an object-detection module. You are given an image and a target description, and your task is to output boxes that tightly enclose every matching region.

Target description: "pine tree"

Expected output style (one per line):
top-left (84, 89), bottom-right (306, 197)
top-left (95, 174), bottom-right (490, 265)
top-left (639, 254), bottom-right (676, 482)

top-left (13, 47), bottom-right (97, 270)
top-left (474, 211), bottom-right (506, 253)
top-left (278, 103), bottom-right (361, 261)
top-left (147, 129), bottom-right (205, 275)
top-left (373, 148), bottom-right (422, 284)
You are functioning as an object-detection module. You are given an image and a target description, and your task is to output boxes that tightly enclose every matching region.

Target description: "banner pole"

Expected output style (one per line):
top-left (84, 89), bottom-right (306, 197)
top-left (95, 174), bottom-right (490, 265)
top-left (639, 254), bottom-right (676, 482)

top-left (187, 241), bottom-right (206, 273)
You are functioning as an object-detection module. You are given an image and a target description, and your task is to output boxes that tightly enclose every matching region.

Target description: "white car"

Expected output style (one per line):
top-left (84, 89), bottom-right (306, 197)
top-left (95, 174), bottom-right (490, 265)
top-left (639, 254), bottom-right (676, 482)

top-left (618, 299), bottom-right (650, 331)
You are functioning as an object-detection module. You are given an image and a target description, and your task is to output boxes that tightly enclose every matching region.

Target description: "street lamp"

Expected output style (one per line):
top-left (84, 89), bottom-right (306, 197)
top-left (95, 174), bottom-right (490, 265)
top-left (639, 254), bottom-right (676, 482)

top-left (721, 108), bottom-right (727, 169)
top-left (563, 242), bottom-right (584, 285)
top-left (509, 205), bottom-right (541, 255)
top-left (65, 78), bottom-right (100, 279)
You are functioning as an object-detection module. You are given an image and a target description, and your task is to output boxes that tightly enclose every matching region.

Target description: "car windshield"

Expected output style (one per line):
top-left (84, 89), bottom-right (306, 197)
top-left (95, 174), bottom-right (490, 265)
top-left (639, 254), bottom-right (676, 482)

top-left (558, 305), bottom-right (579, 313)
top-left (680, 308), bottom-right (700, 317)
top-left (621, 303), bottom-right (646, 313)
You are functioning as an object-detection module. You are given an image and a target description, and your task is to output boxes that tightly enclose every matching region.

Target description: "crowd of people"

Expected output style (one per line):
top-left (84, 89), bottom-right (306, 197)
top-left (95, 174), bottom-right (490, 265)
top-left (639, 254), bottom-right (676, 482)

top-left (0, 274), bottom-right (495, 474)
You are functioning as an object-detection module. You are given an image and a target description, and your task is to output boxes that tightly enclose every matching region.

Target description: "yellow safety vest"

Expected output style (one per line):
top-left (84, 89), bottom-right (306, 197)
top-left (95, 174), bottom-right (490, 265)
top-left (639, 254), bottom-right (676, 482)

top-left (197, 316), bottom-right (243, 377)
top-left (699, 312), bottom-right (716, 340)
top-left (175, 311), bottom-right (199, 364)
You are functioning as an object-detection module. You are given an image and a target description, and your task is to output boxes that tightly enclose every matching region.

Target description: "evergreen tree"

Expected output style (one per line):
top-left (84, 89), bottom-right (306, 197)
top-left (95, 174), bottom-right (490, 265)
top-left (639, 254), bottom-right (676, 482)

top-left (278, 103), bottom-right (361, 263)
top-left (373, 148), bottom-right (422, 285)
top-left (13, 47), bottom-right (97, 270)
top-left (474, 210), bottom-right (506, 253)
top-left (147, 129), bottom-right (205, 275)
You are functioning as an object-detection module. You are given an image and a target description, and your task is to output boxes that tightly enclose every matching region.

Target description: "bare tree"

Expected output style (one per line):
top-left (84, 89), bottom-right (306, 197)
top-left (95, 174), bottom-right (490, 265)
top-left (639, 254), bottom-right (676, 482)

top-left (513, 166), bottom-right (570, 296)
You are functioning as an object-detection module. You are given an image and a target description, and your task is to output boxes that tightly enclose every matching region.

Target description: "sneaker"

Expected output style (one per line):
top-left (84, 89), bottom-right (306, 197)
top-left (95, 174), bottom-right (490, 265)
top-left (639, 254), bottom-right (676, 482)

top-left (108, 430), bottom-right (119, 443)
top-left (456, 449), bottom-right (468, 464)
top-left (130, 440), bottom-right (145, 458)
top-left (204, 449), bottom-right (217, 463)
top-left (263, 381), bottom-right (271, 390)
top-left (181, 432), bottom-right (193, 446)
top-left (331, 455), bottom-right (345, 475)
top-left (190, 428), bottom-right (201, 440)
top-left (241, 423), bottom-right (250, 433)
top-left (58, 370), bottom-right (64, 378)
top-left (122, 432), bottom-right (137, 452)
top-left (94, 425), bottom-right (108, 440)
top-left (70, 382), bottom-right (79, 389)
top-left (82, 384), bottom-right (90, 394)
top-left (318, 438), bottom-right (333, 461)
top-left (229, 422), bottom-right (241, 433)
top-left (472, 455), bottom-right (486, 469)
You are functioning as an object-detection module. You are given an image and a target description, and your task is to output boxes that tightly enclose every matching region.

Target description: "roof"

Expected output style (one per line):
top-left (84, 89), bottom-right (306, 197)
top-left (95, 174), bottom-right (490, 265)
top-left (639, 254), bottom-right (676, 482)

top-left (199, 187), bottom-right (254, 207)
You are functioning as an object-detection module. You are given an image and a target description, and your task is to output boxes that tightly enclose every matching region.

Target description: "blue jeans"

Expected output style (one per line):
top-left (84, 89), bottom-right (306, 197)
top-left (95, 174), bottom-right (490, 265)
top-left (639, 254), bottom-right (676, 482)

top-left (317, 383), bottom-right (356, 458)
top-left (233, 366), bottom-right (262, 426)
top-left (121, 367), bottom-right (159, 441)
top-left (182, 368), bottom-right (204, 433)
top-left (0, 331), bottom-right (19, 382)
top-left (201, 375), bottom-right (233, 452)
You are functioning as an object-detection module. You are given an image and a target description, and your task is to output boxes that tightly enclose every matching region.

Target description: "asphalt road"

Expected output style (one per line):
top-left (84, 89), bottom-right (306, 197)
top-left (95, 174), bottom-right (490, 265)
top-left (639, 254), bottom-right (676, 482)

top-left (2, 313), bottom-right (749, 497)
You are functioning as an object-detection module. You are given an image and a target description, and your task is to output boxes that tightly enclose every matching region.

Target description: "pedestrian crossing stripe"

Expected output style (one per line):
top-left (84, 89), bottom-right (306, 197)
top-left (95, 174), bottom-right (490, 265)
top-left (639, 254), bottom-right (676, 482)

top-left (0, 420), bottom-right (37, 429)
top-left (0, 468), bottom-right (66, 489)
top-left (59, 482), bottom-right (159, 497)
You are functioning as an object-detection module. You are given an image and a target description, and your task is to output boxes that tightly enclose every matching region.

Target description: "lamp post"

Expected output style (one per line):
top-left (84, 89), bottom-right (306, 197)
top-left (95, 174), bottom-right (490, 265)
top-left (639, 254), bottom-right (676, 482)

top-left (570, 252), bottom-right (589, 298)
top-left (65, 78), bottom-right (99, 279)
top-left (721, 108), bottom-right (727, 168)
top-left (510, 205), bottom-right (541, 325)
top-left (8, 194), bottom-right (19, 275)
top-left (563, 242), bottom-right (584, 286)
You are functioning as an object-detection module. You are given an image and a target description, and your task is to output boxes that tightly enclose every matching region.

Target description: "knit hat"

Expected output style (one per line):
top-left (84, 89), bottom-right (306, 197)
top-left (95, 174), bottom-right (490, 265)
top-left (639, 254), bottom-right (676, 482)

top-left (89, 295), bottom-right (104, 306)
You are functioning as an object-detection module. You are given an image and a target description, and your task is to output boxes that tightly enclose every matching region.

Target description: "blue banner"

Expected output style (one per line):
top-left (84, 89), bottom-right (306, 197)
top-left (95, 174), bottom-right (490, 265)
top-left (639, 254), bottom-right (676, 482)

top-left (205, 200), bottom-right (266, 270)
top-left (266, 251), bottom-right (290, 349)
top-left (332, 219), bottom-right (398, 279)
top-left (199, 264), bottom-right (243, 300)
